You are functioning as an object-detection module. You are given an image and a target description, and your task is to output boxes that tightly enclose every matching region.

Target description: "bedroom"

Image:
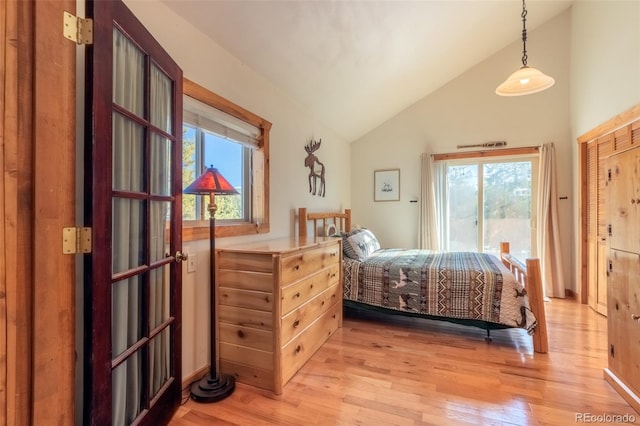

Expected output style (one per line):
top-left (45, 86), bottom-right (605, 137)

top-left (2, 0), bottom-right (640, 425)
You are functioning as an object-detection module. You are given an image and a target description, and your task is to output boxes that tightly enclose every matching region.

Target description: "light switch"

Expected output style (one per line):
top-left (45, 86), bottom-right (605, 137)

top-left (187, 252), bottom-right (196, 273)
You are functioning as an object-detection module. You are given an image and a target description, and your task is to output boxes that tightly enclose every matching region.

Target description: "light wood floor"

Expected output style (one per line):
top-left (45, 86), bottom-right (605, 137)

top-left (170, 299), bottom-right (639, 425)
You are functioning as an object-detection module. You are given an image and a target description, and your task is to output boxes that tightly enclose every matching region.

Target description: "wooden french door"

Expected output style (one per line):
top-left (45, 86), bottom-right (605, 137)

top-left (85, 1), bottom-right (183, 424)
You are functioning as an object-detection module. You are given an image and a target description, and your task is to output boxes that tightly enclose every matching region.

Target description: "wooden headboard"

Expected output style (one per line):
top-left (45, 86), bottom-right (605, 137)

top-left (298, 208), bottom-right (352, 238)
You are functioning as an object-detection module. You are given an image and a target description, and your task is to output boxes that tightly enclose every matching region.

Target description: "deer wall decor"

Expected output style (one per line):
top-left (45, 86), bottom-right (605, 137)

top-left (304, 138), bottom-right (325, 197)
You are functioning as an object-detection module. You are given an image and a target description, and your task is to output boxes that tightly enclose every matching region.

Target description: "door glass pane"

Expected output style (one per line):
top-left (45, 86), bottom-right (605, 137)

top-left (112, 198), bottom-right (145, 274)
top-left (149, 327), bottom-right (171, 397)
top-left (112, 276), bottom-right (142, 357)
top-left (113, 29), bottom-right (144, 117)
top-left (448, 165), bottom-right (478, 251)
top-left (113, 113), bottom-right (144, 192)
top-left (483, 161), bottom-right (532, 257)
top-left (150, 201), bottom-right (170, 263)
top-left (112, 351), bottom-right (143, 425)
top-left (150, 134), bottom-right (171, 196)
top-left (149, 265), bottom-right (170, 329)
top-left (150, 63), bottom-right (172, 134)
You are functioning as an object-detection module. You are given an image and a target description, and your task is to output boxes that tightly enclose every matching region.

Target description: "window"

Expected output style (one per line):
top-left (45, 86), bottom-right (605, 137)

top-left (436, 154), bottom-right (538, 258)
top-left (182, 79), bottom-right (271, 240)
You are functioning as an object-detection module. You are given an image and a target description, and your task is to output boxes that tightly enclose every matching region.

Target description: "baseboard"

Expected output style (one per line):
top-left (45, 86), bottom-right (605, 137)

top-left (181, 365), bottom-right (210, 402)
top-left (604, 368), bottom-right (640, 414)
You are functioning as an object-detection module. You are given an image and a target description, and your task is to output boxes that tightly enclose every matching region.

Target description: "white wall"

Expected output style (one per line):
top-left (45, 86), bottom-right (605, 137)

top-left (570, 1), bottom-right (640, 299)
top-left (350, 10), bottom-right (573, 284)
top-left (570, 1), bottom-right (640, 138)
top-left (124, 0), bottom-right (351, 380)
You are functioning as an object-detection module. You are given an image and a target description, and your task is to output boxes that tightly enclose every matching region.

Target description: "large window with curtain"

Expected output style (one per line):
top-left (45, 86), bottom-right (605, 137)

top-left (183, 95), bottom-right (255, 222)
top-left (436, 156), bottom-right (538, 259)
top-left (181, 79), bottom-right (271, 240)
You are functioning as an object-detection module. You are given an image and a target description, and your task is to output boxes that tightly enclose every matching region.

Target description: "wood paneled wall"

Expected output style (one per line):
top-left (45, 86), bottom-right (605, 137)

top-left (1, 0), bottom-right (76, 424)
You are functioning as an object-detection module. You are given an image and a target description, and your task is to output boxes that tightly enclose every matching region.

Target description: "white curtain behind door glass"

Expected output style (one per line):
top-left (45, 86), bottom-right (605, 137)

top-left (537, 143), bottom-right (566, 298)
top-left (112, 29), bottom-right (144, 425)
top-left (418, 153), bottom-right (439, 249)
top-left (433, 161), bottom-right (449, 251)
top-left (149, 64), bottom-right (171, 397)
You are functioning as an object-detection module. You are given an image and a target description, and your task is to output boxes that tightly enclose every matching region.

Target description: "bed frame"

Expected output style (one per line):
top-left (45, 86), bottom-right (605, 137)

top-left (298, 207), bottom-right (548, 354)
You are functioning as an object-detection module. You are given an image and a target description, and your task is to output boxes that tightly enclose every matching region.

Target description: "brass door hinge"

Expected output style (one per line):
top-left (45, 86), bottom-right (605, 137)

top-left (63, 227), bottom-right (92, 254)
top-left (63, 11), bottom-right (93, 45)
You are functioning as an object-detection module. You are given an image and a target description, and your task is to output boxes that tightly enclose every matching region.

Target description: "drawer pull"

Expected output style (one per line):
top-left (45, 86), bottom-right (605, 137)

top-left (237, 330), bottom-right (245, 338)
top-left (330, 252), bottom-right (337, 257)
top-left (633, 199), bottom-right (637, 205)
top-left (294, 265), bottom-right (300, 271)
top-left (632, 314), bottom-right (640, 321)
top-left (295, 292), bottom-right (301, 298)
top-left (330, 273), bottom-right (336, 278)
top-left (295, 345), bottom-right (302, 353)
top-left (293, 319), bottom-right (300, 328)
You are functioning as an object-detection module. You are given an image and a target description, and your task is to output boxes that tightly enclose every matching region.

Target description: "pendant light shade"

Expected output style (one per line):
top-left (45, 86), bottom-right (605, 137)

top-left (495, 66), bottom-right (555, 96)
top-left (496, 0), bottom-right (554, 96)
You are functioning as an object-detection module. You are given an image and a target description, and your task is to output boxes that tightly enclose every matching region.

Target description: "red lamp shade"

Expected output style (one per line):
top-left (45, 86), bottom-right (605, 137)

top-left (184, 166), bottom-right (239, 196)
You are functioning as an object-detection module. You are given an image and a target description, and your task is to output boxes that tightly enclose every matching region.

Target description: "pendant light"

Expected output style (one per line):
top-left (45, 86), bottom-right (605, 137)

top-left (496, 0), bottom-right (555, 96)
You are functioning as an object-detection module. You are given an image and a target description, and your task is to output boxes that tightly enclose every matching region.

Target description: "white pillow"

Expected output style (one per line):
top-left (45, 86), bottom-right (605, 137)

top-left (344, 229), bottom-right (380, 261)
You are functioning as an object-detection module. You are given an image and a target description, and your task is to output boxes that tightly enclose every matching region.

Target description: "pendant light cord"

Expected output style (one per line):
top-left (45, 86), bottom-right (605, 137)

top-left (521, 0), bottom-right (528, 67)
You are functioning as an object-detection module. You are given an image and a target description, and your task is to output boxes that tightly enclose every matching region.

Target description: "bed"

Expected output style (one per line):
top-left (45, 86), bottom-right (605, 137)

top-left (298, 207), bottom-right (548, 354)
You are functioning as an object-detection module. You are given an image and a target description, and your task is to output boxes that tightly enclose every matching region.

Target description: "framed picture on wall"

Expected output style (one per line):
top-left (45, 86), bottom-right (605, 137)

top-left (374, 169), bottom-right (400, 201)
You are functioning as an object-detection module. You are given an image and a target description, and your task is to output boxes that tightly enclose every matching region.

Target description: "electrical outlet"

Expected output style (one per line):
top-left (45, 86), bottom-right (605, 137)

top-left (187, 252), bottom-right (196, 273)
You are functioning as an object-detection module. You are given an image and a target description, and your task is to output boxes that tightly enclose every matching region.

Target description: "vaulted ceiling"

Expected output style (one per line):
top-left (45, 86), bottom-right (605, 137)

top-left (162, 0), bottom-right (573, 142)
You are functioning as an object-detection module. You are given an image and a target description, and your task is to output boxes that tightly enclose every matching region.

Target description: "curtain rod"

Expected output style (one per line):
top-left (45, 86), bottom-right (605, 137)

top-left (431, 146), bottom-right (540, 162)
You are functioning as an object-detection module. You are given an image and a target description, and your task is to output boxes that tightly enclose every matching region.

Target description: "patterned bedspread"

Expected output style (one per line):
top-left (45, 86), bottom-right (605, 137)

top-left (343, 249), bottom-right (537, 333)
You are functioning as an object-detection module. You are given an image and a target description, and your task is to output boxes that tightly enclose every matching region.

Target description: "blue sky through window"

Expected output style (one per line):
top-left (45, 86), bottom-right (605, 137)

top-left (203, 132), bottom-right (242, 187)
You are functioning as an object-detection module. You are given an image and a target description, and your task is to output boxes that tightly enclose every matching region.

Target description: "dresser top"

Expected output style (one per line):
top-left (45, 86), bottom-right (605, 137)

top-left (216, 236), bottom-right (340, 255)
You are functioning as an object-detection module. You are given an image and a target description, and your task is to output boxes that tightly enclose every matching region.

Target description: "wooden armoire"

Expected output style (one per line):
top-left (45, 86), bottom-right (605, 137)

top-left (580, 105), bottom-right (640, 412)
top-left (605, 145), bottom-right (640, 412)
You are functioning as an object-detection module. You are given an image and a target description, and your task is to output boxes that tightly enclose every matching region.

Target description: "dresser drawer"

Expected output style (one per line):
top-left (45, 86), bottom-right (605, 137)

top-left (281, 263), bottom-right (340, 315)
top-left (218, 268), bottom-right (273, 292)
top-left (218, 305), bottom-right (272, 331)
top-left (280, 301), bottom-right (341, 384)
top-left (280, 243), bottom-right (340, 285)
top-left (219, 287), bottom-right (273, 312)
top-left (219, 322), bottom-right (274, 352)
top-left (281, 283), bottom-right (341, 345)
top-left (219, 341), bottom-right (273, 371)
top-left (219, 359), bottom-right (274, 392)
top-left (218, 251), bottom-right (274, 273)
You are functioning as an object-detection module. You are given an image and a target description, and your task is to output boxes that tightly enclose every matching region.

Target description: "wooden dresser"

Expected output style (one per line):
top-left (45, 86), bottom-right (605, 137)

top-left (216, 237), bottom-right (342, 394)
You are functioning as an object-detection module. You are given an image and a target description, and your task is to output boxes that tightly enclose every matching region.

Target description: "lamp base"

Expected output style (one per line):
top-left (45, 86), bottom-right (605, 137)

top-left (190, 373), bottom-right (236, 403)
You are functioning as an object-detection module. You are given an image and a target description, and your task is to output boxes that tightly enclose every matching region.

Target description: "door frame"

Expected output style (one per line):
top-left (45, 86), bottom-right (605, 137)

top-left (1, 0), bottom-right (76, 424)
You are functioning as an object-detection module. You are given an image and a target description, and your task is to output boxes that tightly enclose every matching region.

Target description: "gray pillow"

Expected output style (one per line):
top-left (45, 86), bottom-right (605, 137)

top-left (343, 229), bottom-right (380, 261)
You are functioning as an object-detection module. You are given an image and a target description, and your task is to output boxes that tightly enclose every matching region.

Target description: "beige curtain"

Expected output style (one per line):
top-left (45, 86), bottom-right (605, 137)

top-left (537, 143), bottom-right (565, 298)
top-left (111, 30), bottom-right (172, 425)
top-left (149, 64), bottom-right (172, 398)
top-left (419, 153), bottom-right (439, 249)
top-left (112, 28), bottom-right (145, 425)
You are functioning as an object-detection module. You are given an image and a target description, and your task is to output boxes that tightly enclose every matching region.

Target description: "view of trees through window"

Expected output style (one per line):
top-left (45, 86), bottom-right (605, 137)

top-left (447, 159), bottom-right (534, 258)
top-left (182, 124), bottom-right (245, 221)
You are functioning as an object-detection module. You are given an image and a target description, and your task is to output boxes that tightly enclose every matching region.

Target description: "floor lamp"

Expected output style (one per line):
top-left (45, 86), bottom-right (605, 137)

top-left (184, 166), bottom-right (238, 403)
